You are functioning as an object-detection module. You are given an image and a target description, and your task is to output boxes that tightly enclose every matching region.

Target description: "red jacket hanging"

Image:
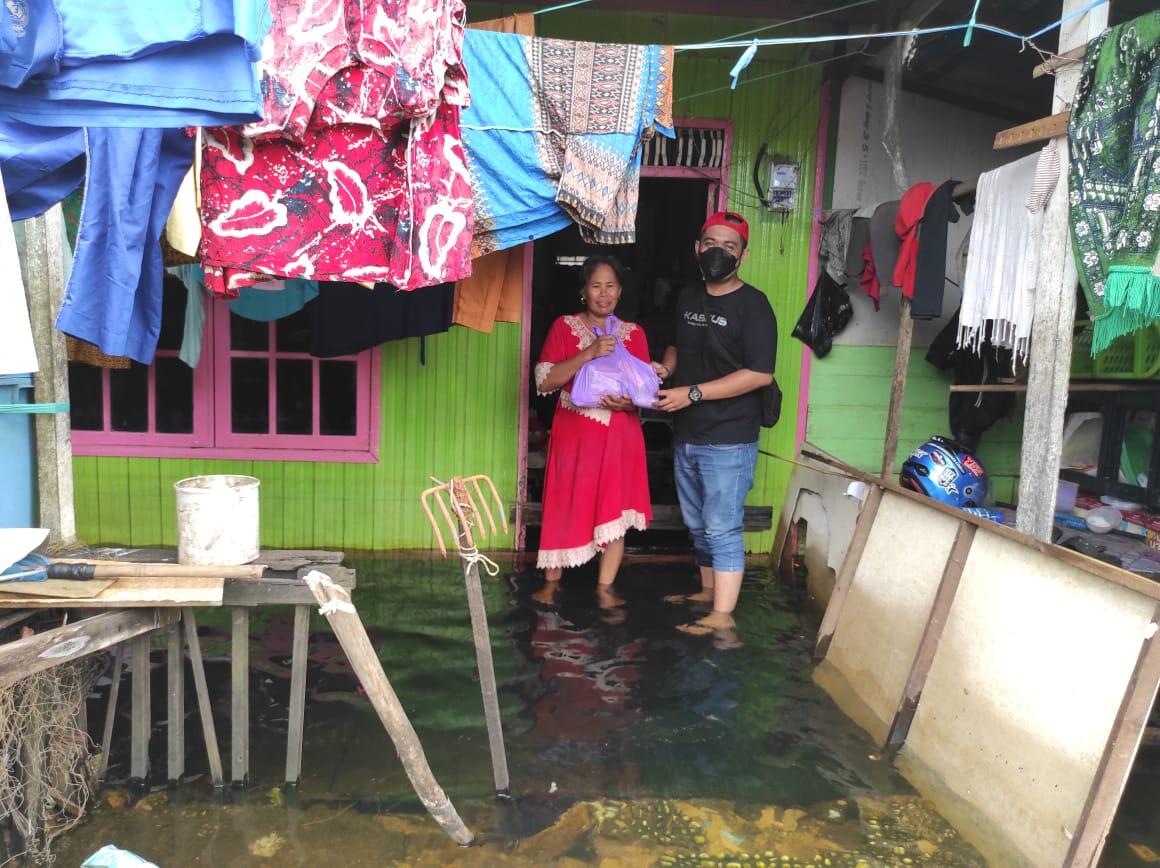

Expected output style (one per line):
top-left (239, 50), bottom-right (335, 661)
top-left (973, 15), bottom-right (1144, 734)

top-left (891, 181), bottom-right (936, 299)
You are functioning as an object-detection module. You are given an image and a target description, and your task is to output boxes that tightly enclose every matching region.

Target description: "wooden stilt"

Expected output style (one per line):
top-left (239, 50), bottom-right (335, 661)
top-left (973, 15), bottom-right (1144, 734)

top-left (182, 609), bottom-right (223, 787)
top-left (167, 623), bottom-right (185, 784)
top-left (98, 645), bottom-right (126, 782)
top-left (230, 607), bottom-right (249, 786)
top-left (304, 571), bottom-right (474, 845)
top-left (130, 633), bottom-right (152, 783)
top-left (284, 605), bottom-right (309, 786)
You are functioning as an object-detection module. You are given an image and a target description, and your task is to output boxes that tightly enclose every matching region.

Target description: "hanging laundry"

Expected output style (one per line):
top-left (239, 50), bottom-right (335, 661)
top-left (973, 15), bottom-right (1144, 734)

top-left (958, 152), bottom-right (1040, 361)
top-left (0, 0), bottom-right (268, 127)
top-left (56, 128), bottom-right (195, 364)
top-left (230, 280), bottom-right (321, 323)
top-left (0, 118), bottom-right (84, 221)
top-left (452, 248), bottom-right (524, 333)
top-left (844, 209), bottom-right (876, 285)
top-left (869, 201), bottom-right (901, 292)
top-left (0, 0), bottom-right (60, 88)
top-left (860, 242), bottom-right (880, 311)
top-left (469, 12), bottom-right (535, 36)
top-left (817, 209), bottom-right (854, 285)
top-left (910, 179), bottom-right (962, 320)
top-left (891, 182), bottom-right (937, 302)
top-left (0, 168), bottom-right (38, 377)
top-left (310, 281), bottom-right (454, 358)
top-left (1069, 10), bottom-right (1160, 355)
top-left (460, 29), bottom-right (673, 255)
top-left (199, 0), bottom-right (473, 296)
top-left (165, 132), bottom-right (203, 260)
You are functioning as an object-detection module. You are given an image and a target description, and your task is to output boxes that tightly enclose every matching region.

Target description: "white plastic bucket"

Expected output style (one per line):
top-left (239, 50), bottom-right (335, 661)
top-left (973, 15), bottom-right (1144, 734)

top-left (174, 475), bottom-right (260, 566)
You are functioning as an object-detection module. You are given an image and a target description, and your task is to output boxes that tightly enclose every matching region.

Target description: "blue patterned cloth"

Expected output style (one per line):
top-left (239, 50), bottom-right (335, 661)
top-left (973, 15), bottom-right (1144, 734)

top-left (461, 29), bottom-right (673, 255)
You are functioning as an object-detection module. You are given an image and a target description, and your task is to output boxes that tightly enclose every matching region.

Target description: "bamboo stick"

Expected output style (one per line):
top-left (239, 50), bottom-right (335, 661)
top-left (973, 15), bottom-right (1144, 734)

top-left (303, 571), bottom-right (473, 845)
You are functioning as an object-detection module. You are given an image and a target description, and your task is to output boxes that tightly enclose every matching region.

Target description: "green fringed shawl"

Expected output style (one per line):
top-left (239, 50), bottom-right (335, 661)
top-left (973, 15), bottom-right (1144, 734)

top-left (1068, 11), bottom-right (1160, 355)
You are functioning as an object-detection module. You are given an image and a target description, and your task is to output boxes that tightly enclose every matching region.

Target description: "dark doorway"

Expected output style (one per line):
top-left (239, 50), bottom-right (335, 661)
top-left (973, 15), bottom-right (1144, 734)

top-left (523, 177), bottom-right (712, 552)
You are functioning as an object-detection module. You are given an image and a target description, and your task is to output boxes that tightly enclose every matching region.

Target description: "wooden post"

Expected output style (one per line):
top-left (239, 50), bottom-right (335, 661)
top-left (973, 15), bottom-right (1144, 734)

top-left (130, 633), bottom-right (152, 783)
top-left (284, 605), bottom-right (309, 786)
top-left (182, 609), bottom-right (224, 787)
top-left (18, 207), bottom-right (76, 545)
top-left (167, 623), bottom-right (185, 784)
top-left (230, 607), bottom-right (249, 785)
top-left (303, 571), bottom-right (474, 845)
top-left (1016, 0), bottom-right (1108, 541)
top-left (98, 645), bottom-right (126, 781)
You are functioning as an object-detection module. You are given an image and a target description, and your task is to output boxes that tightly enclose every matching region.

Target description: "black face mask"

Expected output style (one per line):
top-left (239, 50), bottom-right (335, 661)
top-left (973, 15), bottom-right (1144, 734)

top-left (698, 247), bottom-right (738, 282)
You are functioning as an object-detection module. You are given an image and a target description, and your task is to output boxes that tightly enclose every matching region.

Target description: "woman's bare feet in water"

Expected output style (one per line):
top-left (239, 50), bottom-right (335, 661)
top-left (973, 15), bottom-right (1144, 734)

top-left (596, 583), bottom-right (625, 609)
top-left (677, 610), bottom-right (735, 636)
top-left (532, 580), bottom-right (559, 606)
top-left (663, 589), bottom-right (715, 605)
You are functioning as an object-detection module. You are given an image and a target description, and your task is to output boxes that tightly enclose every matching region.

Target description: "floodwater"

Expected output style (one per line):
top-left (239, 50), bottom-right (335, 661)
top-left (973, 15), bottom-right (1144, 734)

top-left (50, 555), bottom-right (1160, 866)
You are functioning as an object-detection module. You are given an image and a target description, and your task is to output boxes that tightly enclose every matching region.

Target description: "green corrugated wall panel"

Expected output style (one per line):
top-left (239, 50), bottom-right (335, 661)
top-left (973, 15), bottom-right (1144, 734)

top-left (73, 457), bottom-right (101, 545)
top-left (72, 12), bottom-right (814, 553)
top-left (807, 345), bottom-right (1023, 503)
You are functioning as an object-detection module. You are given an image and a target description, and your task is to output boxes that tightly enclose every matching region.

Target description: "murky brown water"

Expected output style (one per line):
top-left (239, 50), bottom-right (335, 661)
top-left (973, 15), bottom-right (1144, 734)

top-left (43, 555), bottom-right (1160, 866)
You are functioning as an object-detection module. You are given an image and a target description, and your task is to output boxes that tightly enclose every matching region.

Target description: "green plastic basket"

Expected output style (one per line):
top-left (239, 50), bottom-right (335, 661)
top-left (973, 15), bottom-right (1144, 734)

top-left (1071, 320), bottom-right (1160, 379)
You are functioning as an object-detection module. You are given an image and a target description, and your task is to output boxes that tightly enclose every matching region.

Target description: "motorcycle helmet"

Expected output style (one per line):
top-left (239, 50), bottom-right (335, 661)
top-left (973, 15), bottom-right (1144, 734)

top-left (900, 435), bottom-right (988, 509)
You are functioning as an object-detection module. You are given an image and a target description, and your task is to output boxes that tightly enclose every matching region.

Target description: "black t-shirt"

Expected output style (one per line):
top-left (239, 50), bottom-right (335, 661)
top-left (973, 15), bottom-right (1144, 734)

top-left (671, 282), bottom-right (778, 444)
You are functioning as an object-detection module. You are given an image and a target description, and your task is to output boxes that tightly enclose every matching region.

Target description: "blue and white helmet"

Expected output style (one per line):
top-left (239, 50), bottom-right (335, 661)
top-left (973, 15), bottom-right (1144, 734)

top-left (900, 436), bottom-right (988, 509)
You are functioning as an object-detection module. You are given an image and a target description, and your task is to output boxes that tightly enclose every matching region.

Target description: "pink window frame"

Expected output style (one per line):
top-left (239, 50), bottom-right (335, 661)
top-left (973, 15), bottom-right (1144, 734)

top-left (72, 298), bottom-right (381, 463)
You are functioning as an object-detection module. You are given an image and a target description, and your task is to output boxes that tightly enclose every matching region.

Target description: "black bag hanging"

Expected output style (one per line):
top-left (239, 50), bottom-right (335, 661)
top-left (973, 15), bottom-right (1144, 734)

top-left (792, 273), bottom-right (852, 359)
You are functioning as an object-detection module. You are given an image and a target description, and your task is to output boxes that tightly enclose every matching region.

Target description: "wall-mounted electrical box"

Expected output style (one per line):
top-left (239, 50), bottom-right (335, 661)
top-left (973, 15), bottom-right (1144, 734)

top-left (766, 162), bottom-right (799, 212)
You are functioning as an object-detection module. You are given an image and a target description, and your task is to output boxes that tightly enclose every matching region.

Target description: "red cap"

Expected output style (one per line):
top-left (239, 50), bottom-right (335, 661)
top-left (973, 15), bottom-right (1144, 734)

top-left (700, 211), bottom-right (749, 244)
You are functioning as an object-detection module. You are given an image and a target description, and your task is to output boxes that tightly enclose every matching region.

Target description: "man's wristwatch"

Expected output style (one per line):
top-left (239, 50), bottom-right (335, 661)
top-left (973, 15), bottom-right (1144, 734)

top-left (688, 385), bottom-right (703, 404)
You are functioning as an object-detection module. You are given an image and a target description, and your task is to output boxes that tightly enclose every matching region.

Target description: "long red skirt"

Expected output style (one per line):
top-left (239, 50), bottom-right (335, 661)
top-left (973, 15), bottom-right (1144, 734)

top-left (537, 402), bottom-right (652, 570)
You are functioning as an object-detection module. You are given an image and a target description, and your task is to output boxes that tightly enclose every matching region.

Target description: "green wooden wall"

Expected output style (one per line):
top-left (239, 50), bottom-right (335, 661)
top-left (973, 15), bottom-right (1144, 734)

top-left (73, 11), bottom-right (821, 553)
top-left (74, 324), bottom-right (521, 549)
top-left (806, 347), bottom-right (1024, 504)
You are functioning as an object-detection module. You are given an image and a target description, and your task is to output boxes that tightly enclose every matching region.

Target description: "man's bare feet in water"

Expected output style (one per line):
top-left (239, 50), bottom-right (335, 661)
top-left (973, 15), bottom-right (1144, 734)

top-left (532, 580), bottom-right (559, 606)
top-left (663, 588), bottom-right (714, 605)
top-left (596, 584), bottom-right (625, 609)
top-left (677, 610), bottom-right (736, 636)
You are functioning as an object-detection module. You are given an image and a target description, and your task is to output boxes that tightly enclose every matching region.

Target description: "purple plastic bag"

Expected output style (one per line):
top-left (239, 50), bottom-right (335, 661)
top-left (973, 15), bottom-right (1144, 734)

top-left (570, 316), bottom-right (660, 409)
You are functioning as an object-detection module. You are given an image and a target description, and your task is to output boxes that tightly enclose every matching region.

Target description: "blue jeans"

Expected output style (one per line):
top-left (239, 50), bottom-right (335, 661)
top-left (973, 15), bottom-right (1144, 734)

top-left (673, 441), bottom-right (758, 573)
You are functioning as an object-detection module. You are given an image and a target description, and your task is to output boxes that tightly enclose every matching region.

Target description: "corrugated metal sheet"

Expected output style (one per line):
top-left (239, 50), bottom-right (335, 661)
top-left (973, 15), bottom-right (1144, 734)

top-left (75, 11), bottom-right (819, 554)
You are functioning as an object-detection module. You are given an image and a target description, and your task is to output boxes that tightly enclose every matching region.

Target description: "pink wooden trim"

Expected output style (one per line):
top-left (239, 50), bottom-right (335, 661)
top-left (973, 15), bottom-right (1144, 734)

top-left (514, 242), bottom-right (534, 551)
top-left (797, 80), bottom-right (831, 451)
top-left (74, 296), bottom-right (380, 464)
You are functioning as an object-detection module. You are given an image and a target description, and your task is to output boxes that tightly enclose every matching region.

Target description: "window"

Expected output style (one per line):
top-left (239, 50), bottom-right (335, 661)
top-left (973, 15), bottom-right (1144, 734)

top-left (70, 279), bottom-right (380, 462)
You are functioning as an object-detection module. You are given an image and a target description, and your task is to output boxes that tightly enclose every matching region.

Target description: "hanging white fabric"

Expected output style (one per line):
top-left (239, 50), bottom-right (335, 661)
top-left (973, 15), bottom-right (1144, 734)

top-left (0, 168), bottom-right (39, 377)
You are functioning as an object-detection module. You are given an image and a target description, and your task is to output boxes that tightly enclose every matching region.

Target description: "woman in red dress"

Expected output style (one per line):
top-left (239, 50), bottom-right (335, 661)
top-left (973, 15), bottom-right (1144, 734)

top-left (534, 256), bottom-right (653, 602)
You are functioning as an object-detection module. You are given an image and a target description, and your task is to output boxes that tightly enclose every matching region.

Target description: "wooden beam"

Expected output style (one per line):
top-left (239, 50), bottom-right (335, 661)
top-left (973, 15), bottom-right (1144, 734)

top-left (0, 608), bottom-right (177, 689)
top-left (98, 645), bottom-right (126, 781)
top-left (167, 623), bottom-right (185, 784)
top-left (884, 522), bottom-right (976, 753)
top-left (284, 605), bottom-right (309, 786)
top-left (1033, 45), bottom-right (1086, 79)
top-left (19, 207), bottom-right (76, 546)
top-left (230, 607), bottom-right (249, 785)
top-left (182, 609), bottom-right (223, 787)
top-left (1016, 0), bottom-right (1108, 543)
top-left (950, 383), bottom-right (1160, 393)
top-left (994, 111), bottom-right (1070, 151)
top-left (130, 633), bottom-right (152, 782)
top-left (814, 483), bottom-right (884, 662)
top-left (1064, 604), bottom-right (1160, 867)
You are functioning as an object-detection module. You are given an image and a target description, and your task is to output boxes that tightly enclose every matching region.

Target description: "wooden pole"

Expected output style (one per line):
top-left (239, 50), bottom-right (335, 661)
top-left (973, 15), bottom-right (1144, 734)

top-left (167, 623), bottom-right (185, 784)
top-left (182, 609), bottom-right (224, 787)
top-left (1016, 0), bottom-right (1108, 542)
top-left (98, 645), bottom-right (126, 781)
top-left (18, 207), bottom-right (75, 545)
top-left (303, 571), bottom-right (474, 845)
top-left (452, 481), bottom-right (510, 796)
top-left (130, 633), bottom-right (152, 783)
top-left (284, 605), bottom-right (309, 786)
top-left (230, 607), bottom-right (249, 785)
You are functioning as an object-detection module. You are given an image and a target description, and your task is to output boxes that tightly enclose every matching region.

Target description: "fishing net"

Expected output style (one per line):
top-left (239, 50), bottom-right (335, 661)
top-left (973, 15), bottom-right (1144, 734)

top-left (0, 657), bottom-right (102, 865)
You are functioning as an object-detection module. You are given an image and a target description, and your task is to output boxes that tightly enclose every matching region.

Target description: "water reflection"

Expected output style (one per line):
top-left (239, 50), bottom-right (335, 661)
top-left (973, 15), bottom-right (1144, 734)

top-left (44, 555), bottom-right (1159, 866)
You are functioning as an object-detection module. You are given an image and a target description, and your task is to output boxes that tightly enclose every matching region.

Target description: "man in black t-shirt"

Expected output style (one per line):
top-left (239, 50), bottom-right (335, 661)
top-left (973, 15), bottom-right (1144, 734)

top-left (654, 211), bottom-right (778, 636)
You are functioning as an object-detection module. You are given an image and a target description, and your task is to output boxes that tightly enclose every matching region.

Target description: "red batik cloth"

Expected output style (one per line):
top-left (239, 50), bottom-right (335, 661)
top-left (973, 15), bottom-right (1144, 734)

top-left (534, 315), bottom-right (653, 570)
top-left (199, 0), bottom-right (473, 297)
